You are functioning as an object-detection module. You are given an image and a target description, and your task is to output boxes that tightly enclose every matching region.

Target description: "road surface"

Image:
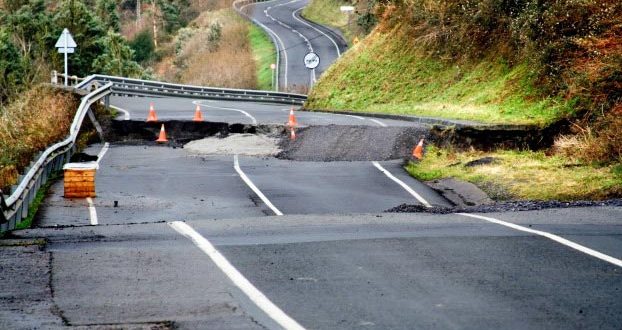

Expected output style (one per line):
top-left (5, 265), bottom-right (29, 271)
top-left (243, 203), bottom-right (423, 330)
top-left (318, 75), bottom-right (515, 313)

top-left (2, 2), bottom-right (622, 329)
top-left (238, 0), bottom-right (347, 92)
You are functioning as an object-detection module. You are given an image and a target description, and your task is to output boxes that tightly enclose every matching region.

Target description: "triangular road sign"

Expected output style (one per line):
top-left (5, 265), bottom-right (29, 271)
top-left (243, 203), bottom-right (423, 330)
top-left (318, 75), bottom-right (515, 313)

top-left (55, 28), bottom-right (77, 48)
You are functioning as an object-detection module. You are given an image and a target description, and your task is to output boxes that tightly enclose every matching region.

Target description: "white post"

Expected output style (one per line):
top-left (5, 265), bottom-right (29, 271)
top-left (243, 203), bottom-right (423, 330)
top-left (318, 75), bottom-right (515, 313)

top-left (64, 30), bottom-right (68, 86)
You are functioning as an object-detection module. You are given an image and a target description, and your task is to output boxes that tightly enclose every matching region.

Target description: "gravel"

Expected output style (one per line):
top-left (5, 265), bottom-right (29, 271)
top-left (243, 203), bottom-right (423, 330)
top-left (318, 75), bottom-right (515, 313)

top-left (184, 133), bottom-right (282, 156)
top-left (278, 125), bottom-right (430, 161)
top-left (387, 199), bottom-right (622, 213)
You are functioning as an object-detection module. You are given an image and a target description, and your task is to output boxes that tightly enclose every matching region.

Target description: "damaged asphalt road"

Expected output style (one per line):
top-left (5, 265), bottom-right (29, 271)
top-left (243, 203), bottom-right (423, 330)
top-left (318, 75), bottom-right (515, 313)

top-left (4, 210), bottom-right (622, 329)
top-left (2, 96), bottom-right (622, 329)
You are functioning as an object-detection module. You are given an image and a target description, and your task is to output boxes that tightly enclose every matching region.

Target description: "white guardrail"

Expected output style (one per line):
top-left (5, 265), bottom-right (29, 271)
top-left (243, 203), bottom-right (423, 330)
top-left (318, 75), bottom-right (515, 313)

top-left (76, 74), bottom-right (307, 105)
top-left (0, 83), bottom-right (113, 232)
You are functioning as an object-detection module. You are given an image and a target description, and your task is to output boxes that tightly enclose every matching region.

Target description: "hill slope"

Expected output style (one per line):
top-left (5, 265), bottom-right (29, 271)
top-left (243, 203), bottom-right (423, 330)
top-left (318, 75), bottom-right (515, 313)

top-left (306, 1), bottom-right (622, 128)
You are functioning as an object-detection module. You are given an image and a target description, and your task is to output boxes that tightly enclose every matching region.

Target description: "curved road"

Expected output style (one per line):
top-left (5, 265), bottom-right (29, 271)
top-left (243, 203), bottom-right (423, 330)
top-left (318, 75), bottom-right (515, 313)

top-left (238, 0), bottom-right (347, 92)
top-left (2, 3), bottom-right (622, 330)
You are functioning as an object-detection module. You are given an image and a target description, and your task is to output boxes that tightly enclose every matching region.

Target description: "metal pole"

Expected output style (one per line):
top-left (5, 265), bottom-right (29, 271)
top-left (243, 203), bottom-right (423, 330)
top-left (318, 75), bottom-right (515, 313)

top-left (271, 68), bottom-right (275, 91)
top-left (64, 30), bottom-right (68, 86)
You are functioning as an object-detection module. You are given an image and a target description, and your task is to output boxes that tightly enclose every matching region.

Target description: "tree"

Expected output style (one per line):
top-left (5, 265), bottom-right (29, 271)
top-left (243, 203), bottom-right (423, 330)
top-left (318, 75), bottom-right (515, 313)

top-left (96, 0), bottom-right (121, 32)
top-left (92, 29), bottom-right (144, 77)
top-left (0, 28), bottom-right (25, 104)
top-left (129, 29), bottom-right (155, 63)
top-left (53, 0), bottom-right (107, 77)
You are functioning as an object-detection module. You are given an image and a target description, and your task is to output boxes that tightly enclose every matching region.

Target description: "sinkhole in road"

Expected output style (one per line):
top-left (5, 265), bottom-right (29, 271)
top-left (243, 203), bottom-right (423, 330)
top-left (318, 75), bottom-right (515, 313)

top-left (102, 120), bottom-right (431, 161)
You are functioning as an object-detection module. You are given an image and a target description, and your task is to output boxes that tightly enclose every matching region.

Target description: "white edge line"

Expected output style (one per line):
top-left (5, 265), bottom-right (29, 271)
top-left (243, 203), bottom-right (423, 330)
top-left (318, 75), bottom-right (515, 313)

top-left (372, 161), bottom-right (432, 208)
top-left (458, 213), bottom-right (622, 268)
top-left (86, 197), bottom-right (98, 226)
top-left (97, 142), bottom-right (110, 163)
top-left (109, 104), bottom-right (131, 120)
top-left (234, 154), bottom-right (284, 216)
top-left (239, 0), bottom-right (289, 87)
top-left (292, 7), bottom-right (341, 57)
top-left (168, 221), bottom-right (305, 330)
top-left (193, 100), bottom-right (258, 125)
top-left (369, 118), bottom-right (388, 127)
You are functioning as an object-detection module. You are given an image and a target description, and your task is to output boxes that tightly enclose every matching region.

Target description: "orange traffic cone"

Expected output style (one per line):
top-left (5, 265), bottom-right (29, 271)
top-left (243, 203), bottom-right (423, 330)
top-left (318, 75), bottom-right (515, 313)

top-left (193, 105), bottom-right (203, 122)
top-left (290, 127), bottom-right (296, 140)
top-left (288, 107), bottom-right (298, 127)
top-left (412, 138), bottom-right (424, 160)
top-left (156, 124), bottom-right (168, 143)
top-left (147, 103), bottom-right (158, 122)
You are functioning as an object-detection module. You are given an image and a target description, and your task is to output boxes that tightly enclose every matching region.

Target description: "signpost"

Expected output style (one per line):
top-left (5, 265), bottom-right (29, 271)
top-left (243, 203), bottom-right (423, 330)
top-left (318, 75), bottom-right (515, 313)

top-left (55, 28), bottom-right (77, 86)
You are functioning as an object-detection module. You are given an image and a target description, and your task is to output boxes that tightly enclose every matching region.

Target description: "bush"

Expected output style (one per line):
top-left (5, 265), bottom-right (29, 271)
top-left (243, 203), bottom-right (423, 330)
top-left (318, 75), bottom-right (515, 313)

top-left (130, 29), bottom-right (155, 63)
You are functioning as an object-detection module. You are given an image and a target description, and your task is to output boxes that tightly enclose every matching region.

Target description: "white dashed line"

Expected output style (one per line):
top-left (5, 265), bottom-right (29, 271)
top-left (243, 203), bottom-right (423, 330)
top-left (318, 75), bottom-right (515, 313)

top-left (86, 197), bottom-right (98, 226)
top-left (193, 101), bottom-right (258, 125)
top-left (234, 155), bottom-right (283, 216)
top-left (292, 7), bottom-right (341, 57)
top-left (372, 162), bottom-right (432, 208)
top-left (458, 213), bottom-right (622, 268)
top-left (169, 221), bottom-right (305, 330)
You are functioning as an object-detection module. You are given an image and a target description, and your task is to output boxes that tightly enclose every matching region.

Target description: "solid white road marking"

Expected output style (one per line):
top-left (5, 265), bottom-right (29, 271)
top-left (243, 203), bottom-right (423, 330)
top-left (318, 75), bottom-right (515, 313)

top-left (458, 213), bottom-right (622, 268)
top-left (193, 100), bottom-right (258, 125)
top-left (169, 221), bottom-right (305, 330)
top-left (372, 162), bottom-right (432, 208)
top-left (86, 197), bottom-right (98, 226)
top-left (292, 7), bottom-right (341, 57)
top-left (239, 0), bottom-right (289, 87)
top-left (86, 142), bottom-right (109, 226)
top-left (369, 118), bottom-right (388, 127)
top-left (341, 114), bottom-right (366, 120)
top-left (97, 142), bottom-right (109, 163)
top-left (109, 105), bottom-right (131, 120)
top-left (234, 155), bottom-right (284, 216)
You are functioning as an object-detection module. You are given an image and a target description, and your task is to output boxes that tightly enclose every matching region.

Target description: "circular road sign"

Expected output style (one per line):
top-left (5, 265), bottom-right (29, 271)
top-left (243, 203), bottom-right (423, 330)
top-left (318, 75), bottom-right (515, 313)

top-left (304, 52), bottom-right (320, 69)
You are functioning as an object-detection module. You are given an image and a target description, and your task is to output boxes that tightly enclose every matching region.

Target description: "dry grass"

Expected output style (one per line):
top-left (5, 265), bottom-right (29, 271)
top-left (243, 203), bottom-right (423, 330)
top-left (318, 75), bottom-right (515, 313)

top-left (554, 113), bottom-right (622, 164)
top-left (156, 9), bottom-right (257, 89)
top-left (0, 86), bottom-right (79, 190)
top-left (406, 146), bottom-right (622, 201)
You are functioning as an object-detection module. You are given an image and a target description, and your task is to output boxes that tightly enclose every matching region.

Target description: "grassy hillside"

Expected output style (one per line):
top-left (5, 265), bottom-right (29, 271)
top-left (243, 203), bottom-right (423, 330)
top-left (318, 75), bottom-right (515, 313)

top-left (0, 86), bottom-right (80, 190)
top-left (307, 25), bottom-right (574, 125)
top-left (307, 1), bottom-right (622, 128)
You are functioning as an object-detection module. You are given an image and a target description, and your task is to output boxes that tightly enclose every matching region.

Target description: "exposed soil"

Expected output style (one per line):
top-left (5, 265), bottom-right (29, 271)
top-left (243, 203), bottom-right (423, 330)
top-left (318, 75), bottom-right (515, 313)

top-left (387, 199), bottom-right (622, 214)
top-left (278, 125), bottom-right (429, 161)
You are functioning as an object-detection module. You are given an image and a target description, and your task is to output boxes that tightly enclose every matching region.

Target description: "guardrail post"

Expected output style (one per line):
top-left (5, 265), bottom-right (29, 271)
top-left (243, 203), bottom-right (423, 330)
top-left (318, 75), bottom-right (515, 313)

top-left (104, 95), bottom-right (110, 110)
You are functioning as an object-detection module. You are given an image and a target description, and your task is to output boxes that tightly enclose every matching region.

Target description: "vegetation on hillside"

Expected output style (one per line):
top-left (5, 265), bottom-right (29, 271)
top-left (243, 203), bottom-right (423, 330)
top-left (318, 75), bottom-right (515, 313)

top-left (153, 7), bottom-right (264, 89)
top-left (0, 86), bottom-right (80, 190)
top-left (308, 0), bottom-right (621, 158)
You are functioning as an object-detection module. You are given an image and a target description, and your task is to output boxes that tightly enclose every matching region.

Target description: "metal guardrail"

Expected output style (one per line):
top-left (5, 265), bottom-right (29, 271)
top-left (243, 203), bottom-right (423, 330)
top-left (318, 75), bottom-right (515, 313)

top-left (0, 83), bottom-right (113, 233)
top-left (76, 74), bottom-right (307, 105)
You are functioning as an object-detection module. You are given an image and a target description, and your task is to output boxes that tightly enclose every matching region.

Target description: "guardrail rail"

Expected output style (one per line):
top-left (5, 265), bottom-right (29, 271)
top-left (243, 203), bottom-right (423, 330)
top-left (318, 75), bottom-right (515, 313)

top-left (0, 83), bottom-right (113, 233)
top-left (76, 74), bottom-right (307, 105)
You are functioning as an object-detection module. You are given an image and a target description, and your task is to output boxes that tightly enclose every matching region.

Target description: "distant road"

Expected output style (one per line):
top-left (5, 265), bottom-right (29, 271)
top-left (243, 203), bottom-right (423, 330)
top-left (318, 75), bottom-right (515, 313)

top-left (238, 0), bottom-right (347, 92)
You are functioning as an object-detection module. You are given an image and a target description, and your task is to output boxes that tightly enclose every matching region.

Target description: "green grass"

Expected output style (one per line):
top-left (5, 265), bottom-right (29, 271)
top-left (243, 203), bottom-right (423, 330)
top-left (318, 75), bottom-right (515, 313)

top-left (249, 24), bottom-right (277, 91)
top-left (301, 0), bottom-right (353, 42)
top-left (405, 146), bottom-right (622, 201)
top-left (307, 28), bottom-right (576, 126)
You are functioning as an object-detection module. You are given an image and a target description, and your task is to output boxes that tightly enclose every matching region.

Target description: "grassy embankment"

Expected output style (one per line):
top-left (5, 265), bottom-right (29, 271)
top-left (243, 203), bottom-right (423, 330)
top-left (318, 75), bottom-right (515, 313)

top-left (151, 6), bottom-right (275, 90)
top-left (301, 0), bottom-right (352, 42)
top-left (306, 1), bottom-right (622, 201)
top-left (0, 86), bottom-right (80, 191)
top-left (249, 24), bottom-right (277, 90)
top-left (307, 26), bottom-right (573, 126)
